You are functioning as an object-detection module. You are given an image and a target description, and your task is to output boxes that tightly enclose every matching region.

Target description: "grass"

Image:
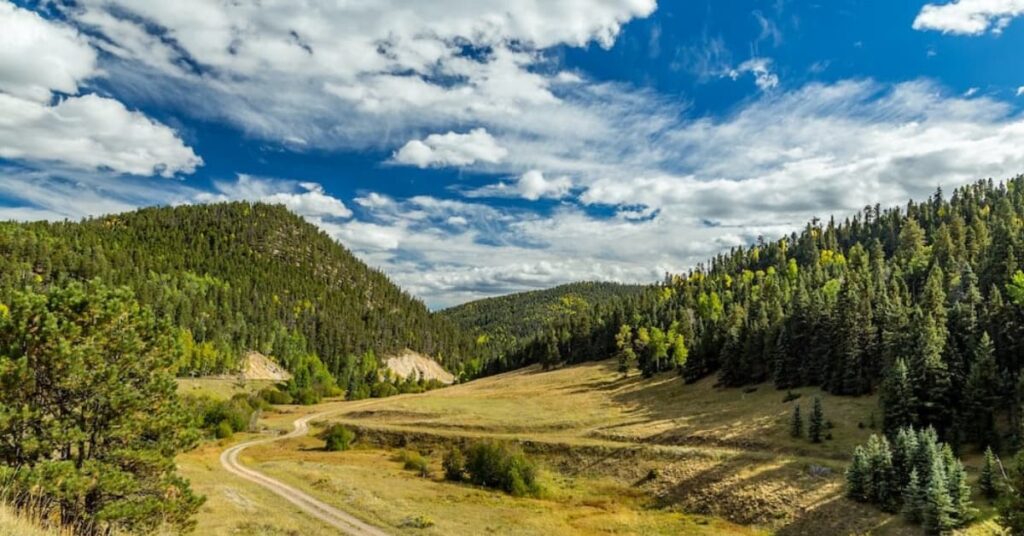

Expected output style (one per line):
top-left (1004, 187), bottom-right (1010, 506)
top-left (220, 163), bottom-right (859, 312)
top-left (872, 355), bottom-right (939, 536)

top-left (176, 378), bottom-right (277, 400)
top-left (0, 503), bottom-right (61, 536)
top-left (179, 359), bottom-right (1009, 535)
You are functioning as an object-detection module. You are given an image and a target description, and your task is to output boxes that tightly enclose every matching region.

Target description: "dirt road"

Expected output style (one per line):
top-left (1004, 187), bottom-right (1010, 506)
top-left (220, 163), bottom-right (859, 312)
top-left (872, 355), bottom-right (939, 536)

top-left (219, 409), bottom-right (389, 536)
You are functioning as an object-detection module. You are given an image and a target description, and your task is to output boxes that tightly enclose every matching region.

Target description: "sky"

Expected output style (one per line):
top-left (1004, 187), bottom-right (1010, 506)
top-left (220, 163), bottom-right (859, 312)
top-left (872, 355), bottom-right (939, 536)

top-left (1, 0), bottom-right (1024, 308)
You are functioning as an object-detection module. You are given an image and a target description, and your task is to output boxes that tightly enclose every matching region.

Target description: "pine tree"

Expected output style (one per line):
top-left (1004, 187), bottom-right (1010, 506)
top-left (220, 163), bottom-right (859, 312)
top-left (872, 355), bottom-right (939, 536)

top-left (790, 403), bottom-right (803, 438)
top-left (846, 445), bottom-right (869, 502)
top-left (944, 456), bottom-right (972, 527)
top-left (865, 434), bottom-right (896, 511)
top-left (964, 332), bottom-right (999, 446)
top-left (922, 457), bottom-right (956, 535)
top-left (998, 450), bottom-right (1024, 533)
top-left (809, 396), bottom-right (825, 443)
top-left (979, 446), bottom-right (999, 501)
top-left (892, 427), bottom-right (919, 489)
top-left (903, 467), bottom-right (925, 523)
top-left (881, 358), bottom-right (916, 435)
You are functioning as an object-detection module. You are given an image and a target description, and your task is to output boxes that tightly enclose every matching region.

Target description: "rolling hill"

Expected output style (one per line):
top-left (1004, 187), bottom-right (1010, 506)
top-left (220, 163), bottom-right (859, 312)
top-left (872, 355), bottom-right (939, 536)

top-left (0, 202), bottom-right (477, 392)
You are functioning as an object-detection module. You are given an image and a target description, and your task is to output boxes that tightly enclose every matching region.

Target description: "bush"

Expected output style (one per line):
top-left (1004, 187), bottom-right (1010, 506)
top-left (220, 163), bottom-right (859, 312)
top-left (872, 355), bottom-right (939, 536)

top-left (259, 387), bottom-right (293, 405)
top-left (464, 441), bottom-right (542, 497)
top-left (215, 420), bottom-right (234, 439)
top-left (321, 424), bottom-right (355, 452)
top-left (443, 446), bottom-right (465, 481)
top-left (398, 450), bottom-right (430, 477)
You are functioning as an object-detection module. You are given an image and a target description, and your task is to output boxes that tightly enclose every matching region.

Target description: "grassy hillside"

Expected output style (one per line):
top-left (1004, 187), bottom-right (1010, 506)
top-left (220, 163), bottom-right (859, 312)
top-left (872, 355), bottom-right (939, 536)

top-left (186, 359), bottom-right (1010, 535)
top-left (440, 281), bottom-right (644, 372)
top-left (0, 202), bottom-right (478, 390)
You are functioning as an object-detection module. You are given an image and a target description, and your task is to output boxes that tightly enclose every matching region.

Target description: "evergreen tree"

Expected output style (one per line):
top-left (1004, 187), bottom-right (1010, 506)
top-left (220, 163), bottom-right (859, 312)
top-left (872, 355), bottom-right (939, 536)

top-left (881, 358), bottom-right (916, 435)
top-left (979, 446), bottom-right (999, 501)
top-left (903, 468), bottom-right (925, 523)
top-left (846, 445), bottom-right (869, 502)
top-left (922, 457), bottom-right (956, 535)
top-left (809, 396), bottom-right (825, 443)
top-left (964, 332), bottom-right (1000, 446)
top-left (998, 450), bottom-right (1024, 533)
top-left (790, 403), bottom-right (803, 439)
top-left (945, 457), bottom-right (973, 526)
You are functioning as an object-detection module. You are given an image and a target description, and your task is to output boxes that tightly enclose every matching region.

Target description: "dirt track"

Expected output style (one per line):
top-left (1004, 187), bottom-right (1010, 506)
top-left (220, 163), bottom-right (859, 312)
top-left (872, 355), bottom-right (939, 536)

top-left (219, 409), bottom-right (389, 536)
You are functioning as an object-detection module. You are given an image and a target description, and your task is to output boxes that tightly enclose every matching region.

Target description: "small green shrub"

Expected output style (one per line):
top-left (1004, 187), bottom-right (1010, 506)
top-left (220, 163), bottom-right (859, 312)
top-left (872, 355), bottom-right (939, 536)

top-left (215, 420), bottom-right (234, 439)
top-left (464, 441), bottom-right (542, 497)
top-left (398, 450), bottom-right (430, 477)
top-left (443, 446), bottom-right (465, 481)
top-left (320, 424), bottom-right (355, 451)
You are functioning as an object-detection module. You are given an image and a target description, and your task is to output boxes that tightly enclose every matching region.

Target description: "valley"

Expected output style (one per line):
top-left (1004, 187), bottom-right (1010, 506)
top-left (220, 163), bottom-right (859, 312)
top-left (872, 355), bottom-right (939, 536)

top-left (178, 360), bottom-right (1001, 535)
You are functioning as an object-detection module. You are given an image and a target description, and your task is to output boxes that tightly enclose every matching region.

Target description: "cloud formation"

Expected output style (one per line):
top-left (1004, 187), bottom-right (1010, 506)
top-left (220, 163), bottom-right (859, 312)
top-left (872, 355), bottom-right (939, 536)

top-left (393, 128), bottom-right (507, 168)
top-left (914, 0), bottom-right (1024, 35)
top-left (0, 1), bottom-right (199, 177)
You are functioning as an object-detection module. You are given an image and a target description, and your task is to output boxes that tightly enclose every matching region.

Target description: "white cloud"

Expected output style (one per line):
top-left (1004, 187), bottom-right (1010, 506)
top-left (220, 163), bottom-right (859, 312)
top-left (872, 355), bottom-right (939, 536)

top-left (0, 93), bottom-right (201, 176)
top-left (913, 0), bottom-right (1024, 35)
top-left (964, 87), bottom-right (980, 97)
top-left (57, 0), bottom-right (657, 154)
top-left (0, 2), bottom-right (97, 102)
top-left (727, 58), bottom-right (780, 91)
top-left (464, 170), bottom-right (574, 201)
top-left (393, 128), bottom-right (508, 168)
top-left (0, 1), bottom-right (200, 177)
top-left (516, 170), bottom-right (573, 201)
top-left (198, 175), bottom-right (352, 219)
top-left (1017, 86), bottom-right (1024, 96)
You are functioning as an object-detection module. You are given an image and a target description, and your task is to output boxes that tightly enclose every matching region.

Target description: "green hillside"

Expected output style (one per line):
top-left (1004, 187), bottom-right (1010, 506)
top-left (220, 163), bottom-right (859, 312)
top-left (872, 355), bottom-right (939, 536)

top-left (440, 281), bottom-right (644, 373)
top-left (0, 202), bottom-right (477, 391)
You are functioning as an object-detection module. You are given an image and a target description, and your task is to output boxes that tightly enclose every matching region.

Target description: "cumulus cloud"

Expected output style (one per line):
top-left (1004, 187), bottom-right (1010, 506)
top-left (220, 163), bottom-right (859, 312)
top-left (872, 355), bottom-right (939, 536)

top-left (198, 175), bottom-right (352, 219)
top-left (913, 0), bottom-right (1024, 35)
top-left (393, 128), bottom-right (507, 168)
top-left (0, 1), bottom-right (199, 177)
top-left (0, 2), bottom-right (96, 102)
top-left (0, 94), bottom-right (201, 176)
top-left (464, 170), bottom-right (573, 201)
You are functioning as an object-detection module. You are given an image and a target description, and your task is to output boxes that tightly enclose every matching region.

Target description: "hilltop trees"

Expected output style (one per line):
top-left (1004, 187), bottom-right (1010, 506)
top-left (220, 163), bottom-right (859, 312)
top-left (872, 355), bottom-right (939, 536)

top-left (0, 281), bottom-right (203, 534)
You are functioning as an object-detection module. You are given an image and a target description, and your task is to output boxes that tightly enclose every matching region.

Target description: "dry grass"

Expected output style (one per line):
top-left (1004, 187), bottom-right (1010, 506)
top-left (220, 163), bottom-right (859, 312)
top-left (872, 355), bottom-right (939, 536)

top-left (180, 360), bottom-right (1007, 535)
top-left (0, 502), bottom-right (61, 536)
top-left (176, 378), bottom-right (277, 400)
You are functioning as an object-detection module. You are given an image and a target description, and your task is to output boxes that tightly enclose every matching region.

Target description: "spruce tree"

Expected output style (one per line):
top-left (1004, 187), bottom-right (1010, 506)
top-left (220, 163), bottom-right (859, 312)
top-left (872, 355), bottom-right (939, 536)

top-left (809, 396), bottom-right (825, 443)
top-left (979, 446), bottom-right (999, 501)
top-left (964, 332), bottom-right (999, 446)
top-left (945, 457), bottom-right (973, 527)
top-left (865, 434), bottom-right (896, 511)
top-left (998, 450), bottom-right (1024, 533)
top-left (903, 467), bottom-right (925, 523)
top-left (922, 457), bottom-right (956, 535)
top-left (790, 403), bottom-right (803, 438)
top-left (881, 358), bottom-right (916, 435)
top-left (846, 445), bottom-right (869, 502)
top-left (892, 427), bottom-right (919, 490)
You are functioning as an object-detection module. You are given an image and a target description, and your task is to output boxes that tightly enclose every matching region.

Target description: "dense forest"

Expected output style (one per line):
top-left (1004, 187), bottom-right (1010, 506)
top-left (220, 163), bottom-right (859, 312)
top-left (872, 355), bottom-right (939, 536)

top-left (440, 281), bottom-right (643, 371)
top-left (505, 176), bottom-right (1024, 452)
top-left (0, 202), bottom-right (477, 398)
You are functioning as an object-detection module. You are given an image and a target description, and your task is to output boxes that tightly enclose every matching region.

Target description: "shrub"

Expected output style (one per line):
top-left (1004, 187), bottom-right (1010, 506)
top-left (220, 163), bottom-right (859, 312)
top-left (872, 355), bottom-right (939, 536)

top-left (259, 387), bottom-right (293, 405)
top-left (464, 441), bottom-right (542, 497)
top-left (443, 446), bottom-right (465, 481)
top-left (215, 420), bottom-right (234, 439)
top-left (399, 450), bottom-right (430, 477)
top-left (321, 424), bottom-right (355, 452)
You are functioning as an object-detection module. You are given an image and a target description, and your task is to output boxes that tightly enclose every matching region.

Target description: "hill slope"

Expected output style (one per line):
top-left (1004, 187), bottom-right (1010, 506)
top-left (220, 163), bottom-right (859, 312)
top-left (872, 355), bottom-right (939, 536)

top-left (440, 281), bottom-right (644, 372)
top-left (0, 202), bottom-right (476, 393)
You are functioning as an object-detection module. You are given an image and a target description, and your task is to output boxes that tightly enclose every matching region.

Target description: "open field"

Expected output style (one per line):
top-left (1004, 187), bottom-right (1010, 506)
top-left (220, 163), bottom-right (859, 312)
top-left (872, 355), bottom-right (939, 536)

top-left (182, 359), bottom-right (1006, 535)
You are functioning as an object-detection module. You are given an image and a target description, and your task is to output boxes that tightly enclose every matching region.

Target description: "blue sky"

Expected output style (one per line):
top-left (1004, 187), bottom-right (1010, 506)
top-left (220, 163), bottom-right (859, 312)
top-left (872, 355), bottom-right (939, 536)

top-left (2, 0), bottom-right (1024, 307)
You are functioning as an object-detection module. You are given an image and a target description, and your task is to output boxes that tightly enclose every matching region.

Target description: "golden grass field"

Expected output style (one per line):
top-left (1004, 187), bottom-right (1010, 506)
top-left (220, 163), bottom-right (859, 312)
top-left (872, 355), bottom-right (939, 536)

top-left (176, 360), bottom-right (1005, 535)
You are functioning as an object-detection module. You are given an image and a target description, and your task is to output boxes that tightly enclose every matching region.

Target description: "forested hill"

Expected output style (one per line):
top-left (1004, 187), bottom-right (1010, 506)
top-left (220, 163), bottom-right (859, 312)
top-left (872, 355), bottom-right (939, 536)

top-left (512, 176), bottom-right (1024, 448)
top-left (0, 202), bottom-right (477, 387)
top-left (440, 281), bottom-right (644, 373)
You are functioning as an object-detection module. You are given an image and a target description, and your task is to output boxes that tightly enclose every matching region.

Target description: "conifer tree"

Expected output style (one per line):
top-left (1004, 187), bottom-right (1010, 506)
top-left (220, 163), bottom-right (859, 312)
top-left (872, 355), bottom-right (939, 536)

top-left (903, 467), bottom-right (925, 523)
top-left (979, 446), bottom-right (999, 501)
top-left (892, 427), bottom-right (919, 490)
top-left (809, 396), bottom-right (825, 443)
top-left (945, 456), bottom-right (973, 526)
top-left (881, 358), bottom-right (916, 435)
top-left (998, 451), bottom-right (1024, 533)
top-left (846, 445), bottom-right (869, 502)
top-left (790, 403), bottom-right (803, 439)
top-left (922, 458), bottom-right (956, 535)
top-left (964, 332), bottom-right (999, 446)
